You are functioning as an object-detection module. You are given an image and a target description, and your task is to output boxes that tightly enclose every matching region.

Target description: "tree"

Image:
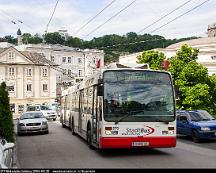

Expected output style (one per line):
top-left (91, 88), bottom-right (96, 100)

top-left (0, 82), bottom-right (14, 142)
top-left (168, 44), bottom-right (216, 113)
top-left (3, 35), bottom-right (17, 44)
top-left (44, 32), bottom-right (65, 44)
top-left (137, 49), bottom-right (165, 70)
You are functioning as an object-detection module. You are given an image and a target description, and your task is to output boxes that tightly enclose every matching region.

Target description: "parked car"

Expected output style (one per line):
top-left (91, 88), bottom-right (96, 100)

top-left (0, 138), bottom-right (15, 168)
top-left (17, 111), bottom-right (49, 135)
top-left (176, 110), bottom-right (216, 142)
top-left (26, 105), bottom-right (57, 121)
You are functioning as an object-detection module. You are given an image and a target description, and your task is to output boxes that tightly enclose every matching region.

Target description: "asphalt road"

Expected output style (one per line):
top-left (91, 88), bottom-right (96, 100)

top-left (16, 120), bottom-right (216, 169)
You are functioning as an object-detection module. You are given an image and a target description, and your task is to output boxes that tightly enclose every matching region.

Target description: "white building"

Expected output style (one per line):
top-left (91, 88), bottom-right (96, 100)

top-left (118, 52), bottom-right (142, 67)
top-left (0, 46), bottom-right (57, 118)
top-left (15, 44), bottom-right (104, 85)
top-left (119, 37), bottom-right (216, 76)
top-left (157, 37), bottom-right (216, 75)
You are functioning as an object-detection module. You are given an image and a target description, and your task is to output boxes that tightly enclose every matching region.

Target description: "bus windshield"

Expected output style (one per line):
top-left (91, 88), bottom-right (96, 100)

top-left (103, 70), bottom-right (175, 122)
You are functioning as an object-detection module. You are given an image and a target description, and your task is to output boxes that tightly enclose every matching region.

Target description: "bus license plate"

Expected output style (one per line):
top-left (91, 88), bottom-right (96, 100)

top-left (132, 142), bottom-right (149, 147)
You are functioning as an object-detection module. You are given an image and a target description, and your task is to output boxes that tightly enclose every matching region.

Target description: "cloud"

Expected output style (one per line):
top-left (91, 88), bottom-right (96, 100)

top-left (0, 0), bottom-right (215, 40)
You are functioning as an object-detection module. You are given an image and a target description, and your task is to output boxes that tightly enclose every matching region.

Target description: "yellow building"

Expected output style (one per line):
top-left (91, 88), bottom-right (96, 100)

top-left (0, 46), bottom-right (57, 118)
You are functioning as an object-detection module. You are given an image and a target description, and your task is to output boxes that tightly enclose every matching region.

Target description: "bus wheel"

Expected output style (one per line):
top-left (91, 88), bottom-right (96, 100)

top-left (87, 128), bottom-right (95, 149)
top-left (71, 119), bottom-right (76, 135)
top-left (62, 122), bottom-right (66, 128)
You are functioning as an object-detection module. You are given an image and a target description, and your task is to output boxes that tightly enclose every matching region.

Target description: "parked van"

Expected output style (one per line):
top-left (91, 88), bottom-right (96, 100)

top-left (26, 105), bottom-right (57, 121)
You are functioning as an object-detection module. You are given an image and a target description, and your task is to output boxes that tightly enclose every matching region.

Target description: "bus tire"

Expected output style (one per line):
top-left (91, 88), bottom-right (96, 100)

top-left (62, 122), bottom-right (66, 128)
top-left (87, 127), bottom-right (95, 150)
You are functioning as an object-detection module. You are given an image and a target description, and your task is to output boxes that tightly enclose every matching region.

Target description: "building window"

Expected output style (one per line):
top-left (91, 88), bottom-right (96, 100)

top-left (7, 85), bottom-right (15, 92)
top-left (9, 67), bottom-right (15, 76)
top-left (8, 52), bottom-right (15, 61)
top-left (78, 58), bottom-right (82, 64)
top-left (78, 70), bottom-right (82, 77)
top-left (68, 69), bottom-right (71, 75)
top-left (63, 69), bottom-right (66, 75)
top-left (27, 68), bottom-right (32, 76)
top-left (10, 104), bottom-right (15, 113)
top-left (42, 68), bottom-right (48, 77)
top-left (51, 56), bottom-right (55, 62)
top-left (211, 56), bottom-right (216, 60)
top-left (43, 84), bottom-right (48, 92)
top-left (18, 105), bottom-right (24, 113)
top-left (68, 57), bottom-right (71, 63)
top-left (27, 84), bottom-right (32, 92)
top-left (62, 57), bottom-right (66, 63)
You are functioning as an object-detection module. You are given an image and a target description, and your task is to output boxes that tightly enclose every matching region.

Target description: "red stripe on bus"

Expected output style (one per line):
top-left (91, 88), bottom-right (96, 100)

top-left (99, 137), bottom-right (176, 148)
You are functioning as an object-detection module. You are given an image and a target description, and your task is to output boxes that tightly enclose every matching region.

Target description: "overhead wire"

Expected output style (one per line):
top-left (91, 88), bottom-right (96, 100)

top-left (73, 0), bottom-right (117, 36)
top-left (82, 0), bottom-right (137, 39)
top-left (96, 0), bottom-right (210, 49)
top-left (45, 0), bottom-right (60, 33)
top-left (149, 0), bottom-right (211, 34)
top-left (137, 0), bottom-right (193, 34)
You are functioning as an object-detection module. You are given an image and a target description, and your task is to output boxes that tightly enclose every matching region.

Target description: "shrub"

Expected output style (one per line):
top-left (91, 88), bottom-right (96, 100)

top-left (0, 82), bottom-right (14, 142)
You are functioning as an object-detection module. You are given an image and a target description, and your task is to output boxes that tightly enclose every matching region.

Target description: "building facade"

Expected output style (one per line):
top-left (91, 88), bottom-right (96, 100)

top-left (0, 46), bottom-right (57, 117)
top-left (15, 44), bottom-right (104, 85)
top-left (157, 37), bottom-right (216, 75)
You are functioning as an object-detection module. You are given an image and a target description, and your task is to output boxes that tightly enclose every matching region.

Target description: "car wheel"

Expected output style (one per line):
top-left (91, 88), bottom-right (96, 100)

top-left (87, 128), bottom-right (95, 150)
top-left (45, 130), bottom-right (49, 134)
top-left (53, 118), bottom-right (56, 121)
top-left (192, 130), bottom-right (200, 143)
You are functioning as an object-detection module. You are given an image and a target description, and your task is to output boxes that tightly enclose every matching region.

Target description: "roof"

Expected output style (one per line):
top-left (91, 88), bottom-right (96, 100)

top-left (20, 51), bottom-right (57, 66)
top-left (0, 48), bottom-right (5, 54)
top-left (167, 37), bottom-right (216, 49)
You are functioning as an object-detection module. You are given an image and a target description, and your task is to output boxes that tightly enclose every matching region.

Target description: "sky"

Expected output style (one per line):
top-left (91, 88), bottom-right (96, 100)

top-left (0, 0), bottom-right (215, 41)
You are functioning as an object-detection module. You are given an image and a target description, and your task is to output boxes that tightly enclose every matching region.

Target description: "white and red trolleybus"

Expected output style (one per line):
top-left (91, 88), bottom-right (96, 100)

top-left (60, 65), bottom-right (176, 149)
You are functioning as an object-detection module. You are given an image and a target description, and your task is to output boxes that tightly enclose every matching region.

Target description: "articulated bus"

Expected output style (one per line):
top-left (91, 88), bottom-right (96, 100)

top-left (60, 65), bottom-right (176, 149)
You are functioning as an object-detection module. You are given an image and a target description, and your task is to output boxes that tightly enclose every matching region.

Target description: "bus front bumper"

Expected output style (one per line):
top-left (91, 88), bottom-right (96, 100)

top-left (99, 136), bottom-right (176, 149)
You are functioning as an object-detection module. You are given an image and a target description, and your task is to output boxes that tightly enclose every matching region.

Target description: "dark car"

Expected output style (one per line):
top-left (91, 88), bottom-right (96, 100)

top-left (176, 110), bottom-right (216, 142)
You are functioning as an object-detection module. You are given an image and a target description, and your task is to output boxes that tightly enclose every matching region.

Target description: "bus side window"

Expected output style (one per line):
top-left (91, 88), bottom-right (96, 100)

top-left (98, 97), bottom-right (102, 121)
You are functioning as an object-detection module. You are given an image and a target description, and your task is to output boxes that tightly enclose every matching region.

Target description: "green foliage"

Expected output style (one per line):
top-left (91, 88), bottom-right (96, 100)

top-left (180, 84), bottom-right (210, 110)
top-left (22, 33), bottom-right (43, 44)
top-left (137, 50), bottom-right (165, 70)
top-left (0, 82), bottom-right (14, 142)
top-left (168, 44), bottom-right (216, 116)
top-left (44, 32), bottom-right (65, 44)
top-left (65, 36), bottom-right (84, 48)
top-left (0, 32), bottom-right (198, 64)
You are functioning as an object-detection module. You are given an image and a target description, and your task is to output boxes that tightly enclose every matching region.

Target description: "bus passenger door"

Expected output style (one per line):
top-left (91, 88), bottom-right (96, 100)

top-left (79, 90), bottom-right (84, 133)
top-left (92, 86), bottom-right (99, 144)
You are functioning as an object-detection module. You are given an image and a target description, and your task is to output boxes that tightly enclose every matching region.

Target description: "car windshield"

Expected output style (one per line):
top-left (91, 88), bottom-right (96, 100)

top-left (188, 110), bottom-right (215, 121)
top-left (40, 105), bottom-right (52, 110)
top-left (20, 113), bottom-right (44, 120)
top-left (103, 70), bottom-right (175, 122)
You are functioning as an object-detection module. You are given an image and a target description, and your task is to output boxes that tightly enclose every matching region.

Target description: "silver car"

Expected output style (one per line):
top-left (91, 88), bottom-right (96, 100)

top-left (26, 105), bottom-right (57, 121)
top-left (17, 111), bottom-right (49, 135)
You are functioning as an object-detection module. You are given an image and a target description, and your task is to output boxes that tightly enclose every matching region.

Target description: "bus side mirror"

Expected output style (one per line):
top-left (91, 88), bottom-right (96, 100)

top-left (97, 84), bottom-right (103, 96)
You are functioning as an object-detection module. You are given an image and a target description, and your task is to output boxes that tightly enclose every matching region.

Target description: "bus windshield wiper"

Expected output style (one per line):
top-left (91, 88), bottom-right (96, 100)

top-left (115, 111), bottom-right (132, 125)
